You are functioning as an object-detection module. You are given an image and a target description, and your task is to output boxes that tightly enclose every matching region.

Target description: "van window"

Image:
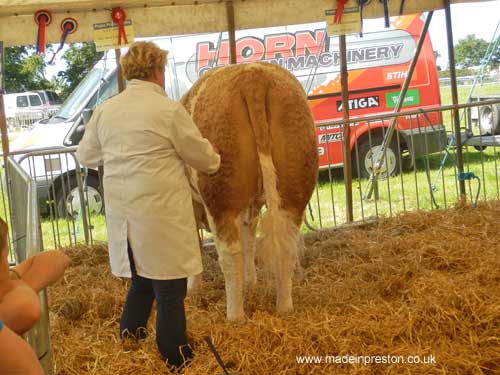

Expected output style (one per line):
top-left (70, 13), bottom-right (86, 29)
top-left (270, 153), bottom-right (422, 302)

top-left (29, 94), bottom-right (42, 107)
top-left (95, 73), bottom-right (119, 106)
top-left (47, 91), bottom-right (62, 104)
top-left (16, 96), bottom-right (29, 108)
top-left (38, 92), bottom-right (47, 104)
top-left (55, 67), bottom-right (112, 121)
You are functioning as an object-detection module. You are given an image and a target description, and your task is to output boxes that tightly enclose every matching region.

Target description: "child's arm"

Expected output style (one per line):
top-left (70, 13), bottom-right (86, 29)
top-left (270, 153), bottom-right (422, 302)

top-left (13, 250), bottom-right (71, 293)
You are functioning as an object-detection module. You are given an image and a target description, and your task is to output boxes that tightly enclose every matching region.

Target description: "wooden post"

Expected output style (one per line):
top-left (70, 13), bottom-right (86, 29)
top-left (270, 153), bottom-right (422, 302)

top-left (0, 94), bottom-right (9, 162)
top-left (114, 48), bottom-right (125, 93)
top-left (340, 34), bottom-right (353, 223)
top-left (226, 0), bottom-right (237, 64)
top-left (0, 41), bottom-right (9, 163)
top-left (0, 94), bottom-right (11, 234)
top-left (444, 0), bottom-right (466, 200)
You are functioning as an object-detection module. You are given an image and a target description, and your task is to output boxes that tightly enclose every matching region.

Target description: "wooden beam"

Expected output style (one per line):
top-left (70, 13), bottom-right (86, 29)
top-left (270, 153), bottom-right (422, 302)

top-left (444, 0), bottom-right (466, 200)
top-left (339, 34), bottom-right (353, 223)
top-left (114, 48), bottom-right (125, 93)
top-left (226, 0), bottom-right (237, 64)
top-left (0, 0), bottom-right (489, 47)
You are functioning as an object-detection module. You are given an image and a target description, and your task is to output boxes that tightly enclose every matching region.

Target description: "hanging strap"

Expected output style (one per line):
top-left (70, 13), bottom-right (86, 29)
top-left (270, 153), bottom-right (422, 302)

top-left (379, 0), bottom-right (390, 28)
top-left (399, 0), bottom-right (406, 15)
top-left (358, 0), bottom-right (370, 37)
top-left (204, 336), bottom-right (231, 375)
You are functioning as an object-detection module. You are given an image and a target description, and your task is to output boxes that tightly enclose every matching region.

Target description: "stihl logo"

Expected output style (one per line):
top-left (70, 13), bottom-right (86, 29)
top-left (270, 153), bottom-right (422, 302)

top-left (386, 71), bottom-right (408, 80)
top-left (336, 96), bottom-right (380, 111)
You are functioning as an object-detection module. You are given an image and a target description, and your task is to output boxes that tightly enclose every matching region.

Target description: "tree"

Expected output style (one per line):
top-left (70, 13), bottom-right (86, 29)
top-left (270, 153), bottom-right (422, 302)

top-left (454, 34), bottom-right (489, 69)
top-left (4, 45), bottom-right (53, 93)
top-left (57, 42), bottom-right (103, 99)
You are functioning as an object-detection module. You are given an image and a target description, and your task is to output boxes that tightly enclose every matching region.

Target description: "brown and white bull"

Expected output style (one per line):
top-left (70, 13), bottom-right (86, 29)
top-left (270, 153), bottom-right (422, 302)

top-left (182, 62), bottom-right (318, 321)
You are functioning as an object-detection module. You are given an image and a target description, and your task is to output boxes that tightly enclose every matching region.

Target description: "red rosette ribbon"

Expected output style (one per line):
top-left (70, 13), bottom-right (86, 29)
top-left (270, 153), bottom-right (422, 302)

top-left (334, 0), bottom-right (349, 24)
top-left (111, 7), bottom-right (128, 46)
top-left (34, 10), bottom-right (52, 54)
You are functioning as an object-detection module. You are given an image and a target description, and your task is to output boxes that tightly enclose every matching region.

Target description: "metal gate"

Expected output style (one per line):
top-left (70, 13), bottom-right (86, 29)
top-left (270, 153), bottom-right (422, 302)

top-left (5, 155), bottom-right (54, 375)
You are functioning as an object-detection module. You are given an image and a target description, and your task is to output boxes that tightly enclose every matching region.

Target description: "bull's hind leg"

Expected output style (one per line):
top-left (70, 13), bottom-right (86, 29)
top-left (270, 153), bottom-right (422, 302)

top-left (275, 217), bottom-right (301, 315)
top-left (213, 215), bottom-right (245, 321)
top-left (240, 208), bottom-right (259, 287)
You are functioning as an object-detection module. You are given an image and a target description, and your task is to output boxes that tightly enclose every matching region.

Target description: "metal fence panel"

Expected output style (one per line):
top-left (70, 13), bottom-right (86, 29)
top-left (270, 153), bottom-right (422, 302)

top-left (6, 156), bottom-right (54, 375)
top-left (12, 147), bottom-right (96, 250)
top-left (305, 99), bottom-right (500, 230)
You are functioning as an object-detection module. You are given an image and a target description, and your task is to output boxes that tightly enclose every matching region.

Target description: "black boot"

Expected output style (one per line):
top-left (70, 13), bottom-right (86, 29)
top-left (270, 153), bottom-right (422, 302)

top-left (164, 343), bottom-right (194, 371)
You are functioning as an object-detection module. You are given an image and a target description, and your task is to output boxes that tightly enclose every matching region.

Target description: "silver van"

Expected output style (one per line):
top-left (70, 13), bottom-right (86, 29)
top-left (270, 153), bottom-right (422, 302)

top-left (3, 91), bottom-right (46, 129)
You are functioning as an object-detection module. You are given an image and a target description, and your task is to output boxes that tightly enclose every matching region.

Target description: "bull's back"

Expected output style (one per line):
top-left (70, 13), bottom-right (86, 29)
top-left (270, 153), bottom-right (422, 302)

top-left (181, 63), bottom-right (318, 225)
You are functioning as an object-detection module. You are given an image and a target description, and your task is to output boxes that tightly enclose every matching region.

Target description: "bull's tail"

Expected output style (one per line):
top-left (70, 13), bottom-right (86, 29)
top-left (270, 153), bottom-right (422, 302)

top-left (243, 67), bottom-right (301, 302)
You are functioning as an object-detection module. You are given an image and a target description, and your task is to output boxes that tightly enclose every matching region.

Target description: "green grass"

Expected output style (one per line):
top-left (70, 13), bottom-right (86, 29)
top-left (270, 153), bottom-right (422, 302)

top-left (39, 214), bottom-right (107, 250)
top-left (300, 82), bottom-right (500, 230)
top-left (304, 147), bottom-right (500, 230)
top-left (440, 82), bottom-right (500, 106)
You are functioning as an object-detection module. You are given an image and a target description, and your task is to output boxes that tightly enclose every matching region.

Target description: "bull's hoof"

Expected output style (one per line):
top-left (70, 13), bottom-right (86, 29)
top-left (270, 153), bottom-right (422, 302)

top-left (276, 300), bottom-right (294, 316)
top-left (227, 316), bottom-right (246, 324)
top-left (226, 309), bottom-right (246, 323)
top-left (277, 308), bottom-right (294, 318)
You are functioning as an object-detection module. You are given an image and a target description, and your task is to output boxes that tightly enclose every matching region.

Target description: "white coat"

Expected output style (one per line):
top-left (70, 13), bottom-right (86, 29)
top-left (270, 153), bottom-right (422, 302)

top-left (76, 79), bottom-right (220, 280)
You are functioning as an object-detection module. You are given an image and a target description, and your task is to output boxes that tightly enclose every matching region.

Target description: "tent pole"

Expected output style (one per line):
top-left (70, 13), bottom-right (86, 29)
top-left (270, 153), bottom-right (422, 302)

top-left (226, 0), bottom-right (237, 64)
top-left (0, 41), bottom-right (9, 163)
top-left (114, 48), bottom-right (125, 93)
top-left (444, 0), bottom-right (466, 201)
top-left (340, 34), bottom-right (353, 223)
top-left (0, 94), bottom-right (8, 162)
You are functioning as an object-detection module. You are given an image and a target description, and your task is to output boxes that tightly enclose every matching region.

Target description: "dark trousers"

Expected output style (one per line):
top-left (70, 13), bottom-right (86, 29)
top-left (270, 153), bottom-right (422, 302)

top-left (120, 243), bottom-right (192, 368)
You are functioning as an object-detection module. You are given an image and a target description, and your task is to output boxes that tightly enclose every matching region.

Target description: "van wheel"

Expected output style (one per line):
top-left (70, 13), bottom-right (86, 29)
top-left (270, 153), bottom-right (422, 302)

top-left (56, 175), bottom-right (103, 218)
top-left (479, 104), bottom-right (500, 135)
top-left (353, 135), bottom-right (400, 179)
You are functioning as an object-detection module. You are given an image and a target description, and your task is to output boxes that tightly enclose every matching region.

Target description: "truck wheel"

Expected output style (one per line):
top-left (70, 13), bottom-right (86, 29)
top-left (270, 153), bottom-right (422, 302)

top-left (479, 104), bottom-right (500, 135)
top-left (56, 175), bottom-right (103, 218)
top-left (353, 135), bottom-right (400, 179)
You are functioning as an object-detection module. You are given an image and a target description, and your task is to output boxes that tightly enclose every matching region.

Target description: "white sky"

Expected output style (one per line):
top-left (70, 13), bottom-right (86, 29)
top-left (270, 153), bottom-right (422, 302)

top-left (428, 0), bottom-right (500, 69)
top-left (46, 0), bottom-right (500, 77)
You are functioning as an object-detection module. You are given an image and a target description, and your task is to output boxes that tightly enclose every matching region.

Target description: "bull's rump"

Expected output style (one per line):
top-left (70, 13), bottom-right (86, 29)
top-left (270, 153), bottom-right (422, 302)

top-left (182, 62), bottom-right (318, 225)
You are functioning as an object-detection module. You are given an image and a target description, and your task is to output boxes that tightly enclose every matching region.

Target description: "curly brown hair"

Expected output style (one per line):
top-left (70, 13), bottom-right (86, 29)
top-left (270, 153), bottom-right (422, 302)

top-left (120, 41), bottom-right (168, 80)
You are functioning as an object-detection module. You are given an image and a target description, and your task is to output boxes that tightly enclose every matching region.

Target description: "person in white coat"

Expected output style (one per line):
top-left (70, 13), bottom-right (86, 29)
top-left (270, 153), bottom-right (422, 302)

top-left (76, 41), bottom-right (220, 369)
